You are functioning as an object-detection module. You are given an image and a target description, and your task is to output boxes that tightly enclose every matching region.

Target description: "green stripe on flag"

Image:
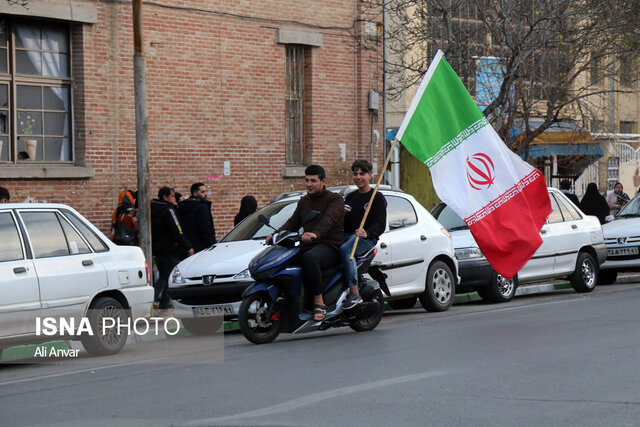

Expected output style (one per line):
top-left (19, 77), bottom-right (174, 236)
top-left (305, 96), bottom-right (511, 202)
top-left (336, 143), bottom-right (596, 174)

top-left (398, 52), bottom-right (485, 165)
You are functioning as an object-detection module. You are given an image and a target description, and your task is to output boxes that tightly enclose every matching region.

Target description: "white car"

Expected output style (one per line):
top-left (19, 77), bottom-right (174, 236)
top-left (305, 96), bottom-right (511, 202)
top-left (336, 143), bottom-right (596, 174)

top-left (0, 204), bottom-right (152, 356)
top-left (167, 186), bottom-right (459, 333)
top-left (600, 192), bottom-right (640, 284)
top-left (431, 187), bottom-right (607, 302)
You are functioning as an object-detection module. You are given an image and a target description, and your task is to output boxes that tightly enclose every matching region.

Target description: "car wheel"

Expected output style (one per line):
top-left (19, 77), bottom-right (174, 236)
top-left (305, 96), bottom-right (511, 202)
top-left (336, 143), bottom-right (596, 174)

top-left (181, 317), bottom-right (223, 335)
top-left (80, 297), bottom-right (128, 356)
top-left (238, 292), bottom-right (281, 344)
top-left (350, 296), bottom-right (384, 332)
top-left (598, 270), bottom-right (618, 285)
top-left (419, 261), bottom-right (455, 312)
top-left (570, 252), bottom-right (597, 293)
top-left (477, 271), bottom-right (517, 303)
top-left (387, 296), bottom-right (417, 310)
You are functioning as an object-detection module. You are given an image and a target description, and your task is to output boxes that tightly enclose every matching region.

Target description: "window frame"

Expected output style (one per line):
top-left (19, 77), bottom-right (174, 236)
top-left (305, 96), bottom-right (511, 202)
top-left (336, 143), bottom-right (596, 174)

top-left (386, 195), bottom-right (418, 230)
top-left (285, 44), bottom-right (305, 165)
top-left (0, 210), bottom-right (26, 262)
top-left (0, 17), bottom-right (73, 165)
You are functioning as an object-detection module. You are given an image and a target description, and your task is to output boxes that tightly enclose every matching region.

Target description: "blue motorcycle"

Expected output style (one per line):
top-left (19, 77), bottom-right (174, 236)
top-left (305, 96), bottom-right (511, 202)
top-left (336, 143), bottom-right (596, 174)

top-left (238, 212), bottom-right (386, 344)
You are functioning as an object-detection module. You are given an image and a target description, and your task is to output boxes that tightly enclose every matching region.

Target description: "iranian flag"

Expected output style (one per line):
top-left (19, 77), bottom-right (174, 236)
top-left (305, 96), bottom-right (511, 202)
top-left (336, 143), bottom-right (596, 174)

top-left (396, 50), bottom-right (551, 279)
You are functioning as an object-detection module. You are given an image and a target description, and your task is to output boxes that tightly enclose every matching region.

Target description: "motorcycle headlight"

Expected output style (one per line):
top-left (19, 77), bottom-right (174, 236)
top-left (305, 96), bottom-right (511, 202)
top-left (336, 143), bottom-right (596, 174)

top-left (169, 266), bottom-right (186, 285)
top-left (455, 247), bottom-right (483, 260)
top-left (233, 268), bottom-right (252, 281)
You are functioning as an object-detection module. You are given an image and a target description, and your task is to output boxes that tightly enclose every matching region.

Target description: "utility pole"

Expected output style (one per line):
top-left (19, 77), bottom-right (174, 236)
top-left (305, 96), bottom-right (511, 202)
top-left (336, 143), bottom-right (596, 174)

top-left (133, 0), bottom-right (152, 269)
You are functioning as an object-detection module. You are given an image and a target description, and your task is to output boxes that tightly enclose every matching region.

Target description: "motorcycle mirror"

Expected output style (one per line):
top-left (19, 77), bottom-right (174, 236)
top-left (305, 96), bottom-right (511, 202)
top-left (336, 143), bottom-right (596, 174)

top-left (259, 214), bottom-right (277, 231)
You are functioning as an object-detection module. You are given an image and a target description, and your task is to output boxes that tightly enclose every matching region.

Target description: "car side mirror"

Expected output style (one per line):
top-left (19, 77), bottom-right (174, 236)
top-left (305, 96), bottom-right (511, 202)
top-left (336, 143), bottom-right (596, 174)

top-left (604, 215), bottom-right (614, 223)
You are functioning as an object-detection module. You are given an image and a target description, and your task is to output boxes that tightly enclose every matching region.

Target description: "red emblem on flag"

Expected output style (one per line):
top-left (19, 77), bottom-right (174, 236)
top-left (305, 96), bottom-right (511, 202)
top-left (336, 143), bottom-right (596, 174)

top-left (466, 153), bottom-right (495, 190)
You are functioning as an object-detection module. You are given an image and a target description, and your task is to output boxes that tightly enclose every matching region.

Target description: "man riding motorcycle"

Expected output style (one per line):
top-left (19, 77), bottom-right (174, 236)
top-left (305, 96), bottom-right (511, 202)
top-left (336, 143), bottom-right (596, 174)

top-left (266, 164), bottom-right (344, 321)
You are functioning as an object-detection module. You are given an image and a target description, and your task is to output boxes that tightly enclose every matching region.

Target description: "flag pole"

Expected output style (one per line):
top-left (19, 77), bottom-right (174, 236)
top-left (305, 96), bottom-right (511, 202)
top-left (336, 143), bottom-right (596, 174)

top-left (349, 138), bottom-right (399, 261)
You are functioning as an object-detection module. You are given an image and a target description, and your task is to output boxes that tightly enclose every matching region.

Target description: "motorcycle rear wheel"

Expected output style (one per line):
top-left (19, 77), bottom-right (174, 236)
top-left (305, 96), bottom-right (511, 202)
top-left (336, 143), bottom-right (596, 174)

top-left (349, 297), bottom-right (383, 332)
top-left (239, 292), bottom-right (281, 344)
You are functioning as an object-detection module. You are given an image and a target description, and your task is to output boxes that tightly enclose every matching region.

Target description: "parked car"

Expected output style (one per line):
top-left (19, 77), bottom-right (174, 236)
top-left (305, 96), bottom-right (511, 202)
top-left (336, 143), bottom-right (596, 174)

top-left (0, 204), bottom-right (152, 357)
top-left (600, 192), bottom-right (640, 284)
top-left (431, 187), bottom-right (607, 302)
top-left (167, 186), bottom-right (459, 333)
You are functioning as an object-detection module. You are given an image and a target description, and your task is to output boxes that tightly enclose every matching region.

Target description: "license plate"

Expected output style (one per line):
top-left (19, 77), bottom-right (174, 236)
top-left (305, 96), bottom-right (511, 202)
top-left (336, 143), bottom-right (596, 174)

top-left (192, 304), bottom-right (233, 317)
top-left (607, 247), bottom-right (639, 257)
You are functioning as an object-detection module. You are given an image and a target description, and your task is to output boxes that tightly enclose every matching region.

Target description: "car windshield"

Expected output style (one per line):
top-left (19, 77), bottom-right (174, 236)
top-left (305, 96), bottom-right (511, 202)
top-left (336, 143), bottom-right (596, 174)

top-left (431, 203), bottom-right (468, 230)
top-left (616, 193), bottom-right (640, 218)
top-left (220, 201), bottom-right (298, 242)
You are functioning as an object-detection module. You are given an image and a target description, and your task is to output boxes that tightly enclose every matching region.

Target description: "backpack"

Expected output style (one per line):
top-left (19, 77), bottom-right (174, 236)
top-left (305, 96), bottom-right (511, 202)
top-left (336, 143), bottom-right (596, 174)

top-left (111, 190), bottom-right (138, 245)
top-left (113, 214), bottom-right (137, 245)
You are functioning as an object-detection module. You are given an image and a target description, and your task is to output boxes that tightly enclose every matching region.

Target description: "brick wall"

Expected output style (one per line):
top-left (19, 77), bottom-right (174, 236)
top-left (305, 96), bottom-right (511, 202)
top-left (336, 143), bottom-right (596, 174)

top-left (1, 0), bottom-right (383, 238)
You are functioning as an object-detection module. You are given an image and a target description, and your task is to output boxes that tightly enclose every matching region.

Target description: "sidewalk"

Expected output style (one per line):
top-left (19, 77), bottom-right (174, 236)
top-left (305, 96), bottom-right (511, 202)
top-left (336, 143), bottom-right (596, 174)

top-left (453, 272), bottom-right (640, 304)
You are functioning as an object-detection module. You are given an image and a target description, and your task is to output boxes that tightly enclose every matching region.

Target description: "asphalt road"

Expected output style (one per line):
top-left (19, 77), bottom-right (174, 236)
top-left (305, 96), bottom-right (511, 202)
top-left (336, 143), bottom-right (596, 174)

top-left (2, 282), bottom-right (640, 426)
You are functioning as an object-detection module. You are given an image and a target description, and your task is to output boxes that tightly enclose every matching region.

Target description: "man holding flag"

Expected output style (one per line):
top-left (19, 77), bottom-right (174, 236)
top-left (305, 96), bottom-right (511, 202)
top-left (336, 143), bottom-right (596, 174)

top-left (396, 50), bottom-right (551, 280)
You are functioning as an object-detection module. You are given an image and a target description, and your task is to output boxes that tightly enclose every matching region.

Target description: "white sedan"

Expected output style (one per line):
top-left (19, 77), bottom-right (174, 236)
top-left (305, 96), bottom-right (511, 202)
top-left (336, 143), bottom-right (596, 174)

top-left (431, 187), bottom-right (607, 302)
top-left (167, 186), bottom-right (459, 333)
top-left (0, 203), bottom-right (153, 356)
top-left (600, 192), bottom-right (640, 284)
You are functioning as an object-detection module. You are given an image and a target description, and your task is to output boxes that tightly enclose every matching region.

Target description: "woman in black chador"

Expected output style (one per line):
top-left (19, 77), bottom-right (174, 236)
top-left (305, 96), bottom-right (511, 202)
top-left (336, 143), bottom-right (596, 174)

top-left (234, 195), bottom-right (258, 226)
top-left (579, 183), bottom-right (610, 224)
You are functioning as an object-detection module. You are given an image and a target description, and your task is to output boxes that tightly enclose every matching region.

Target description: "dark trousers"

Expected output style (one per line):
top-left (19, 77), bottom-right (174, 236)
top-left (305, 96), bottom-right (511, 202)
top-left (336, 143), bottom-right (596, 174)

top-left (154, 256), bottom-right (179, 309)
top-left (300, 244), bottom-right (339, 297)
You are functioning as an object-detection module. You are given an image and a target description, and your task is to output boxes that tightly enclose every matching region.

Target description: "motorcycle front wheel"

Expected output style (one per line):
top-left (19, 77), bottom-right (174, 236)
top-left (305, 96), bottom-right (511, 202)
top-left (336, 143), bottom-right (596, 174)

top-left (238, 292), bottom-right (281, 344)
top-left (349, 296), bottom-right (383, 332)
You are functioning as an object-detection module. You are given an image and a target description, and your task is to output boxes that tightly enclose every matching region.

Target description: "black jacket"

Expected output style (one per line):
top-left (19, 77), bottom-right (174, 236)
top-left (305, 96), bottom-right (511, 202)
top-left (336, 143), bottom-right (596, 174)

top-left (344, 189), bottom-right (387, 241)
top-left (151, 199), bottom-right (192, 257)
top-left (178, 196), bottom-right (217, 252)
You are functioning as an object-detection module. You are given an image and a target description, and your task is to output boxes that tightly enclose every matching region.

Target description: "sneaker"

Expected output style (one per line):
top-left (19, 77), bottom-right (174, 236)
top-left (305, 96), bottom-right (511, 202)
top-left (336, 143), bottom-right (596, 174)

top-left (150, 302), bottom-right (161, 317)
top-left (342, 292), bottom-right (363, 310)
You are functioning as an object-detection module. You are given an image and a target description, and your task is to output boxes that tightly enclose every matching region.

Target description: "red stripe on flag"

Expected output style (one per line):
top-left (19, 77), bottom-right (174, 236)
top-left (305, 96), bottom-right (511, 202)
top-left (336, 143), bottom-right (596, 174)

top-left (467, 174), bottom-right (551, 280)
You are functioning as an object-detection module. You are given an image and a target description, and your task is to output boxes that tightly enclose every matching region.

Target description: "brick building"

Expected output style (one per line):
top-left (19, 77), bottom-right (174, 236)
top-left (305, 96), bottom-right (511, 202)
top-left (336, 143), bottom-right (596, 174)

top-left (0, 0), bottom-right (384, 236)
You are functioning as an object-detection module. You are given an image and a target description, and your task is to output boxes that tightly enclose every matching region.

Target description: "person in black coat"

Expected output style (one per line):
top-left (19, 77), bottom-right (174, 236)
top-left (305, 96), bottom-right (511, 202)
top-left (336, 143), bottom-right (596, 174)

top-left (559, 179), bottom-right (580, 206)
top-left (179, 182), bottom-right (217, 254)
top-left (579, 182), bottom-right (610, 224)
top-left (151, 186), bottom-right (193, 312)
top-left (233, 195), bottom-right (258, 226)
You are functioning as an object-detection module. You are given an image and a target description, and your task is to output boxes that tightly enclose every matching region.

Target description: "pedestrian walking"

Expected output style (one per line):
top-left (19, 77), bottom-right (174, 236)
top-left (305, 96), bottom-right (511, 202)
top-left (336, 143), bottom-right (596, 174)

top-left (234, 195), bottom-right (258, 226)
top-left (151, 186), bottom-right (194, 315)
top-left (0, 186), bottom-right (10, 203)
top-left (579, 182), bottom-right (610, 224)
top-left (559, 179), bottom-right (580, 206)
top-left (178, 182), bottom-right (216, 255)
top-left (606, 181), bottom-right (630, 216)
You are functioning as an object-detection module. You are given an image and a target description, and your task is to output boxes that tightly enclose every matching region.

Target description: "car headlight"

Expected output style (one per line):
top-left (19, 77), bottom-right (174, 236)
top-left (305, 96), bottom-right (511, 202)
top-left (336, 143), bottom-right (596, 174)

top-left (233, 268), bottom-right (252, 281)
top-left (169, 266), bottom-right (186, 285)
top-left (455, 247), bottom-right (483, 260)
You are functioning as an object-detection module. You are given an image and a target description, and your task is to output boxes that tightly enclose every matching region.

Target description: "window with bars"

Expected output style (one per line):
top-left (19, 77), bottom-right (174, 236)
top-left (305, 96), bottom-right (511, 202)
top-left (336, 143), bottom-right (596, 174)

top-left (620, 121), bottom-right (635, 134)
top-left (285, 45), bottom-right (305, 165)
top-left (619, 55), bottom-right (634, 88)
top-left (0, 18), bottom-right (72, 163)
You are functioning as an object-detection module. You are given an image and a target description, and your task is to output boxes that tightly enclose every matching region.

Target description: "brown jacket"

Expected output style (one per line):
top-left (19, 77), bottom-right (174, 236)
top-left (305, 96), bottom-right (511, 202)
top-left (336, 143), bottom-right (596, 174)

top-left (278, 187), bottom-right (344, 247)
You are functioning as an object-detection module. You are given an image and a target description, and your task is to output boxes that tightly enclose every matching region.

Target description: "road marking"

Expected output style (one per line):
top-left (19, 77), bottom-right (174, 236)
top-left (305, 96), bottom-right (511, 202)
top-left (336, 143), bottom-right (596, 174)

top-left (184, 370), bottom-right (449, 425)
top-left (0, 354), bottom-right (179, 387)
top-left (456, 296), bottom-right (587, 318)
